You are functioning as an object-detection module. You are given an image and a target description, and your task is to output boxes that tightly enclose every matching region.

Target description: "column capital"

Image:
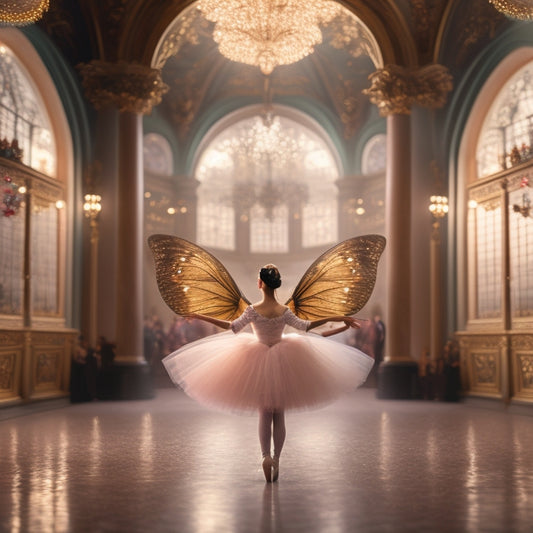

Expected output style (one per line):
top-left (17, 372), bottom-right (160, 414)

top-left (364, 64), bottom-right (453, 117)
top-left (78, 60), bottom-right (169, 115)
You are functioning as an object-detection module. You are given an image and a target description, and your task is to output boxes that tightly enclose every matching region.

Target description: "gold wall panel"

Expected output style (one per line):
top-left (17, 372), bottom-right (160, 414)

top-left (0, 329), bottom-right (76, 406)
top-left (511, 335), bottom-right (533, 402)
top-left (458, 334), bottom-right (507, 398)
top-left (0, 330), bottom-right (24, 404)
top-left (29, 331), bottom-right (75, 400)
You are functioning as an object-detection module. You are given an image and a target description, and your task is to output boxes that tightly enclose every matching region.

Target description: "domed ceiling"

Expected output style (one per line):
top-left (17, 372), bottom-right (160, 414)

top-left (152, 2), bottom-right (383, 144)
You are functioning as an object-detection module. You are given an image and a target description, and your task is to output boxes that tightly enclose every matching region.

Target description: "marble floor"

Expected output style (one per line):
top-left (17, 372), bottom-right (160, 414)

top-left (1, 388), bottom-right (533, 533)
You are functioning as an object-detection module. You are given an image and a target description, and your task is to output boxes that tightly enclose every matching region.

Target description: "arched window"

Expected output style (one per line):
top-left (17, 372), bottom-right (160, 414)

top-left (469, 59), bottom-right (533, 324)
top-left (144, 133), bottom-right (173, 176)
top-left (195, 109), bottom-right (339, 253)
top-left (477, 63), bottom-right (533, 178)
top-left (361, 134), bottom-right (386, 175)
top-left (0, 40), bottom-right (61, 319)
top-left (0, 44), bottom-right (55, 176)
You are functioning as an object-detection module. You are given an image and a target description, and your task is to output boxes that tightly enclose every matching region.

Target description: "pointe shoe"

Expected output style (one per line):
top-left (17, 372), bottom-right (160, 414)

top-left (262, 455), bottom-right (273, 482)
top-left (272, 456), bottom-right (279, 482)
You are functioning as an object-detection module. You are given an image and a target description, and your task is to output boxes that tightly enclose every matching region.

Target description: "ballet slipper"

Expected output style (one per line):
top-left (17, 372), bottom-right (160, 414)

top-left (272, 456), bottom-right (279, 482)
top-left (262, 455), bottom-right (273, 482)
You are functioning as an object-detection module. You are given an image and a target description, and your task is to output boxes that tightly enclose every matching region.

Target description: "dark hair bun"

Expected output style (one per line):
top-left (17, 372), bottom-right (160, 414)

top-left (260, 267), bottom-right (281, 289)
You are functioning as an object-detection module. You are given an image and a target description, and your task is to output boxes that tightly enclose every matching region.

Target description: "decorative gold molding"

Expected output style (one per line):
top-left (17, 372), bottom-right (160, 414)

top-left (0, 352), bottom-right (16, 391)
top-left (78, 60), bottom-right (169, 115)
top-left (363, 63), bottom-right (453, 116)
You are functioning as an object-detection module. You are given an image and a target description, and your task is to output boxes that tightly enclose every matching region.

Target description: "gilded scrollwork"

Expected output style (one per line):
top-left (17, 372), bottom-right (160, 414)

top-left (153, 7), bottom-right (206, 70)
top-left (0, 353), bottom-right (15, 391)
top-left (363, 63), bottom-right (453, 116)
top-left (472, 352), bottom-right (497, 385)
top-left (78, 60), bottom-right (169, 115)
top-left (35, 351), bottom-right (57, 386)
top-left (409, 0), bottom-right (448, 64)
top-left (517, 354), bottom-right (533, 389)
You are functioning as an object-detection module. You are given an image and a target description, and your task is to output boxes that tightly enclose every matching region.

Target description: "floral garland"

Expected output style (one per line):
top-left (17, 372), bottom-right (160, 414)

top-left (1, 175), bottom-right (24, 217)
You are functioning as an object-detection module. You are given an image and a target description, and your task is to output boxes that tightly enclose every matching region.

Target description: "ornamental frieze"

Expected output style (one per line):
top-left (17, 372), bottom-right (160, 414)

top-left (78, 60), bottom-right (169, 115)
top-left (363, 64), bottom-right (453, 116)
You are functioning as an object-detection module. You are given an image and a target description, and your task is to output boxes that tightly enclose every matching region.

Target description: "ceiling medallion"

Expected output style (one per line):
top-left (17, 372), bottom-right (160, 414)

top-left (0, 0), bottom-right (49, 25)
top-left (488, 0), bottom-right (533, 20)
top-left (197, 0), bottom-right (340, 75)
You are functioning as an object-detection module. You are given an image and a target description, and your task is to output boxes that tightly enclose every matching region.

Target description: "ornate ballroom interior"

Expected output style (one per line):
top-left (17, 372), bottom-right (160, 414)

top-left (1, 1), bottom-right (533, 405)
top-left (2, 2), bottom-right (533, 532)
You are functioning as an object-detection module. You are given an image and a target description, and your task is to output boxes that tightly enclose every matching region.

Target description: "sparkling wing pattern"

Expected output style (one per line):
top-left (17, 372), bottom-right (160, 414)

top-left (285, 235), bottom-right (386, 320)
top-left (148, 234), bottom-right (250, 320)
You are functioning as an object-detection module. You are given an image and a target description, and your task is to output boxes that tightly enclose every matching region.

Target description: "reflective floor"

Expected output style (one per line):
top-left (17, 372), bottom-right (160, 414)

top-left (1, 388), bottom-right (533, 533)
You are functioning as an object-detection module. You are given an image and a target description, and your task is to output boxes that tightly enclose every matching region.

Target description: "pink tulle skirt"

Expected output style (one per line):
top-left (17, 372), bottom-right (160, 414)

top-left (162, 331), bottom-right (374, 414)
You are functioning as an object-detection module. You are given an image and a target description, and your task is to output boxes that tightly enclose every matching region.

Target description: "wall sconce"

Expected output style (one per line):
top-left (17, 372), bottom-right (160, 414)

top-left (83, 194), bottom-right (102, 219)
top-left (429, 195), bottom-right (449, 219)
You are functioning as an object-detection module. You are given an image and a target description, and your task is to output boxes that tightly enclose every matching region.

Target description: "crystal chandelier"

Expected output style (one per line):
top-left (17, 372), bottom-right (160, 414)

top-left (197, 0), bottom-right (340, 75)
top-left (0, 0), bottom-right (49, 25)
top-left (225, 115), bottom-right (309, 219)
top-left (488, 0), bottom-right (533, 20)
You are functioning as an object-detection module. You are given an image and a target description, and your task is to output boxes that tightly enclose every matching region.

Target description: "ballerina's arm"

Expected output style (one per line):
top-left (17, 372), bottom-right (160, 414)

top-left (320, 324), bottom-right (349, 337)
top-left (306, 315), bottom-right (361, 332)
top-left (186, 313), bottom-right (232, 330)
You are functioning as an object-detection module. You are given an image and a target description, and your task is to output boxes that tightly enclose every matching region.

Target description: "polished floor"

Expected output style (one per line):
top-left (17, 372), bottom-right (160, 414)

top-left (1, 388), bottom-right (533, 533)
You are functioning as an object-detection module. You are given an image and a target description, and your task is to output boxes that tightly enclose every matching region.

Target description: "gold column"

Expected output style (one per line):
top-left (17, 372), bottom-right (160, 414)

top-left (364, 64), bottom-right (453, 398)
top-left (79, 60), bottom-right (168, 398)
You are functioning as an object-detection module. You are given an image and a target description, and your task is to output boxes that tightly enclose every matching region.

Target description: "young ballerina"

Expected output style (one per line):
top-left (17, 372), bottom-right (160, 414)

top-left (162, 264), bottom-right (374, 483)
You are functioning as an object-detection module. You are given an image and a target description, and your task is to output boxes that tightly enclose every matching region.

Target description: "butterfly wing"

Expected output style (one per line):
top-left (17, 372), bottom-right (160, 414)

top-left (285, 235), bottom-right (386, 320)
top-left (148, 234), bottom-right (250, 320)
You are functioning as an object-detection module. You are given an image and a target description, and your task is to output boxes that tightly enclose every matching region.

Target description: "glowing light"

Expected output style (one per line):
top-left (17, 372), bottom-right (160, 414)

top-left (429, 195), bottom-right (449, 218)
top-left (0, 0), bottom-right (50, 26)
top-left (198, 0), bottom-right (340, 75)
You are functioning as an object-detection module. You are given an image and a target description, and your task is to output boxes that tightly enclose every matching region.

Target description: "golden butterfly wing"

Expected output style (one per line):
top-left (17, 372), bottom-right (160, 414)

top-left (285, 235), bottom-right (386, 320)
top-left (148, 234), bottom-right (250, 321)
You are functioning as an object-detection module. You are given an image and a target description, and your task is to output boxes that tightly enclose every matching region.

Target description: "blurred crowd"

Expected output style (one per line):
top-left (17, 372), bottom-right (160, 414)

top-left (143, 315), bottom-right (220, 386)
top-left (71, 312), bottom-right (460, 401)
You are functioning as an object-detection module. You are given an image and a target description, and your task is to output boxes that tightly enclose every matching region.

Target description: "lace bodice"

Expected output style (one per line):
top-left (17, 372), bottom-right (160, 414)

top-left (231, 306), bottom-right (310, 346)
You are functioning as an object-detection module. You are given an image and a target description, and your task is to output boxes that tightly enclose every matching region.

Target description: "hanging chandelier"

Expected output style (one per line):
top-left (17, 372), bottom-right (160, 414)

top-left (0, 0), bottom-right (49, 25)
top-left (488, 0), bottom-right (533, 20)
top-left (197, 0), bottom-right (340, 75)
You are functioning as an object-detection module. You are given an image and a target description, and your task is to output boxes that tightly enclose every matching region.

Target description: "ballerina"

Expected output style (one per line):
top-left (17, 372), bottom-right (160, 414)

top-left (149, 234), bottom-right (385, 482)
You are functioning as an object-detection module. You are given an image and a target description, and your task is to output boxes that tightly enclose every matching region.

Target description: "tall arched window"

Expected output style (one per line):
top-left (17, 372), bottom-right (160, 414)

top-left (0, 41), bottom-right (61, 319)
top-left (0, 44), bottom-right (55, 175)
top-left (477, 63), bottom-right (533, 178)
top-left (195, 108), bottom-right (340, 253)
top-left (469, 59), bottom-right (533, 324)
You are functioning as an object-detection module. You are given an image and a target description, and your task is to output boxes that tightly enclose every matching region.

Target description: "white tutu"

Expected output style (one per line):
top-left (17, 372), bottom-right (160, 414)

top-left (163, 330), bottom-right (374, 414)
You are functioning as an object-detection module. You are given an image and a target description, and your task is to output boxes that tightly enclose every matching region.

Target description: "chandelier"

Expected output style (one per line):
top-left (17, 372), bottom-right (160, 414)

top-left (0, 0), bottom-right (49, 25)
top-left (488, 0), bottom-right (533, 19)
top-left (197, 0), bottom-right (340, 75)
top-left (229, 115), bottom-right (309, 219)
